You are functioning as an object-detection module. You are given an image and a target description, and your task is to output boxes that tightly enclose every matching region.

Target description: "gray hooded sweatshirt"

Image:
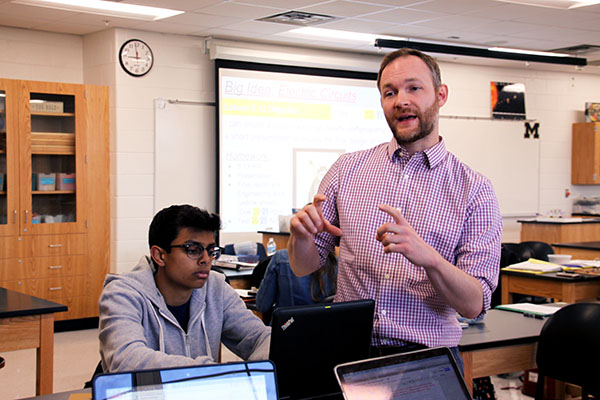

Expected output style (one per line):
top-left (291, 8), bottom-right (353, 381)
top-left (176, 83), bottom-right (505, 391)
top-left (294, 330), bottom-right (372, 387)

top-left (99, 256), bottom-right (271, 372)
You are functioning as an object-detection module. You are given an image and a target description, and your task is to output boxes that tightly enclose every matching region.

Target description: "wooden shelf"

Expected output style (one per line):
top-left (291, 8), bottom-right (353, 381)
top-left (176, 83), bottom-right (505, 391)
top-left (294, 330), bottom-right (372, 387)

top-left (32, 190), bottom-right (75, 195)
top-left (31, 149), bottom-right (75, 155)
top-left (31, 112), bottom-right (74, 117)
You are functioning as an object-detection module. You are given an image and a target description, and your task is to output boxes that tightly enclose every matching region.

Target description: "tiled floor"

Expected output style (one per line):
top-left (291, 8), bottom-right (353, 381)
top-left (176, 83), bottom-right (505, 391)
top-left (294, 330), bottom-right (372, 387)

top-left (0, 327), bottom-right (532, 400)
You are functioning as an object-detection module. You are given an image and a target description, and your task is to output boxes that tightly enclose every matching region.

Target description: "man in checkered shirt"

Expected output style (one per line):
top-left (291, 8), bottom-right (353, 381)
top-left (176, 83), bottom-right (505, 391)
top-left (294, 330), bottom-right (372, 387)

top-left (288, 48), bottom-right (502, 371)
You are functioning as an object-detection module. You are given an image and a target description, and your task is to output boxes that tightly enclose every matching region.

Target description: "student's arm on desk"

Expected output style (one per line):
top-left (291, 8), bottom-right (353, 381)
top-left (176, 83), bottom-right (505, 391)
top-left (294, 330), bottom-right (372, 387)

top-left (288, 194), bottom-right (341, 277)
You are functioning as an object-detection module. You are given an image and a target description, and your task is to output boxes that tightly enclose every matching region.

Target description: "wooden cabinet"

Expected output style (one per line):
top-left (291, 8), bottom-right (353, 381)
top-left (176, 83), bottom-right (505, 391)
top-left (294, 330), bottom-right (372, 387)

top-left (572, 122), bottom-right (600, 184)
top-left (0, 78), bottom-right (109, 320)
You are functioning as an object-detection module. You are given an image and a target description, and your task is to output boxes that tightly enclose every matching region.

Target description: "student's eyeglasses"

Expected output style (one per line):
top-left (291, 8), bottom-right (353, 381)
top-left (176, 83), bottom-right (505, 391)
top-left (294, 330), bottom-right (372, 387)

top-left (170, 242), bottom-right (222, 260)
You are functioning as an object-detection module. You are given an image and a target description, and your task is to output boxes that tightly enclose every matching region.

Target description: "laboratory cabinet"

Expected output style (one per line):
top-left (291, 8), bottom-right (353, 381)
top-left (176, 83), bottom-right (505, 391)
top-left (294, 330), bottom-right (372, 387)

top-left (0, 78), bottom-right (109, 320)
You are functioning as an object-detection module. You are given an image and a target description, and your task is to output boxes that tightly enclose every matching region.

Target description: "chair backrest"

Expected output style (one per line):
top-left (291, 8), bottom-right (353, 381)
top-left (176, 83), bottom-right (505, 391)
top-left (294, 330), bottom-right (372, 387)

top-left (494, 241), bottom-right (555, 307)
top-left (223, 242), bottom-right (268, 261)
top-left (520, 241), bottom-right (554, 261)
top-left (536, 302), bottom-right (600, 396)
top-left (501, 241), bottom-right (555, 266)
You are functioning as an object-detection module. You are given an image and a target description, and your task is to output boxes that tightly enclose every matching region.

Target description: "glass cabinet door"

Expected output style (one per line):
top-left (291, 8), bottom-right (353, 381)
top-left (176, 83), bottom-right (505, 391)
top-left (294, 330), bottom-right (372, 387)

top-left (21, 83), bottom-right (86, 234)
top-left (0, 79), bottom-right (19, 236)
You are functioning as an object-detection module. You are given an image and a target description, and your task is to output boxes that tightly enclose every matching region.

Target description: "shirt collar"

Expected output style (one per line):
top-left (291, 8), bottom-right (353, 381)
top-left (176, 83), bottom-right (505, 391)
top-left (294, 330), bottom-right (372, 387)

top-left (387, 136), bottom-right (447, 169)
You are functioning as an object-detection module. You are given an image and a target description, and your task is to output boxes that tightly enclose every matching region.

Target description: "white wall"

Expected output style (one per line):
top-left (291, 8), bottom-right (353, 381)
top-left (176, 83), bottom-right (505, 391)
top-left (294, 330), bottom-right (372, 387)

top-left (2, 25), bottom-right (600, 273)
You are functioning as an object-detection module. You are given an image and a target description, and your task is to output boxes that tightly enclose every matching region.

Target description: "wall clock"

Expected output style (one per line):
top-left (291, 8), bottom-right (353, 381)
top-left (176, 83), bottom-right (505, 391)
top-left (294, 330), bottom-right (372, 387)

top-left (119, 39), bottom-right (153, 77)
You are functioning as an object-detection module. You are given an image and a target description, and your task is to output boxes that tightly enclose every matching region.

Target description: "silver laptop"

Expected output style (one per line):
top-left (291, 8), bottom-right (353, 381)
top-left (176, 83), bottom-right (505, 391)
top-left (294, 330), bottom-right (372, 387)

top-left (92, 360), bottom-right (278, 400)
top-left (334, 347), bottom-right (472, 400)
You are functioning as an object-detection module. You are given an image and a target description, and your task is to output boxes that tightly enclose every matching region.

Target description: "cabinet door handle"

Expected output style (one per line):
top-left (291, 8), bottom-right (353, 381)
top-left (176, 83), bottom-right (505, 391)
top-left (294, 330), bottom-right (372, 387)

top-left (49, 287), bottom-right (63, 291)
top-left (48, 244), bottom-right (63, 248)
top-left (25, 210), bottom-right (29, 224)
top-left (48, 265), bottom-right (63, 269)
top-left (13, 210), bottom-right (17, 224)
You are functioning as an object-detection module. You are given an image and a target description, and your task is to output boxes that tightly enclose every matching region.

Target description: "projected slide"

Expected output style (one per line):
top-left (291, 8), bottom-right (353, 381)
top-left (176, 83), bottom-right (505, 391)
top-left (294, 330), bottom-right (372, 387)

top-left (218, 63), bottom-right (391, 234)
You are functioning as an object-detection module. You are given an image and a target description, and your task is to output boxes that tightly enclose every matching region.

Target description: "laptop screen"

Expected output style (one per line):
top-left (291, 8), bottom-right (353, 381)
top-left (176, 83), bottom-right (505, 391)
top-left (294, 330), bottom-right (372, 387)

top-left (335, 347), bottom-right (472, 400)
top-left (92, 360), bottom-right (278, 400)
top-left (269, 299), bottom-right (375, 400)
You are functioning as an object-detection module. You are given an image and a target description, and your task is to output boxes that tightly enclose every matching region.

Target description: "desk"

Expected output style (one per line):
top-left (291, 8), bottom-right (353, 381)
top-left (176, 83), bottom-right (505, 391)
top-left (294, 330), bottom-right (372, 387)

top-left (0, 287), bottom-right (67, 396)
top-left (459, 309), bottom-right (545, 393)
top-left (519, 218), bottom-right (600, 243)
top-left (553, 241), bottom-right (600, 260)
top-left (501, 269), bottom-right (600, 303)
top-left (214, 267), bottom-right (253, 290)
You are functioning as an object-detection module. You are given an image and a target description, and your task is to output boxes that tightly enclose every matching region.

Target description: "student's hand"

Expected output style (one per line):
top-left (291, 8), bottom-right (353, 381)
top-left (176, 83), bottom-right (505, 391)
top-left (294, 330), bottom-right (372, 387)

top-left (376, 204), bottom-right (439, 268)
top-left (289, 194), bottom-right (342, 238)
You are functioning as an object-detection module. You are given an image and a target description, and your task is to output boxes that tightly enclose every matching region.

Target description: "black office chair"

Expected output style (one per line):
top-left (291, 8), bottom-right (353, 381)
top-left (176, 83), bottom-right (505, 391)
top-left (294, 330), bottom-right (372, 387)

top-left (520, 241), bottom-right (554, 262)
top-left (223, 242), bottom-right (268, 262)
top-left (535, 302), bottom-right (600, 400)
top-left (492, 241), bottom-right (555, 307)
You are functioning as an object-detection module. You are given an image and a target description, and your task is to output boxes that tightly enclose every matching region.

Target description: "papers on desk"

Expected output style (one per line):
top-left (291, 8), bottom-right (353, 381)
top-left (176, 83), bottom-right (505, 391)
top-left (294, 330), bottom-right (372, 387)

top-left (564, 259), bottom-right (600, 268)
top-left (529, 217), bottom-right (584, 223)
top-left (212, 254), bottom-right (259, 271)
top-left (496, 302), bottom-right (565, 317)
top-left (502, 258), bottom-right (562, 274)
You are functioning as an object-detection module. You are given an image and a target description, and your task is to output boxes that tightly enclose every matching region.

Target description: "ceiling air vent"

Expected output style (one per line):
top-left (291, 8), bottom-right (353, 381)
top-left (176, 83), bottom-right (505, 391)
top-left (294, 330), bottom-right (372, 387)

top-left (257, 10), bottom-right (339, 26)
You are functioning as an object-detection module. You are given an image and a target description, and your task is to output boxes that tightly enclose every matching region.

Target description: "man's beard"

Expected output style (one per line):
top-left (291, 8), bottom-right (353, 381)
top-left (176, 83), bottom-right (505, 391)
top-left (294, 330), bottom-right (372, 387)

top-left (389, 99), bottom-right (439, 145)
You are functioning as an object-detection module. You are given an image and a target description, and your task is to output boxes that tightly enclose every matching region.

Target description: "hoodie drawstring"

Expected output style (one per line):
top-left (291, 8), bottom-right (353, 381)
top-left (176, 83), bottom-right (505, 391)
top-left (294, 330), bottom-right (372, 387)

top-left (148, 299), bottom-right (165, 353)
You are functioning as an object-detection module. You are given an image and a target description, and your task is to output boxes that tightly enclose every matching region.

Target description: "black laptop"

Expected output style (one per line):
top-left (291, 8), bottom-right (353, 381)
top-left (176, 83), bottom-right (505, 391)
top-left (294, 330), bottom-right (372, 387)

top-left (269, 299), bottom-right (375, 400)
top-left (335, 347), bottom-right (472, 400)
top-left (92, 360), bottom-right (279, 400)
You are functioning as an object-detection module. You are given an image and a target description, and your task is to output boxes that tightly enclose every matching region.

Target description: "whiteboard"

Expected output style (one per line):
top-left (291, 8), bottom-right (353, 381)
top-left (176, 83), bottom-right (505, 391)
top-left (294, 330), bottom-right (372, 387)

top-left (440, 117), bottom-right (540, 216)
top-left (154, 99), bottom-right (216, 214)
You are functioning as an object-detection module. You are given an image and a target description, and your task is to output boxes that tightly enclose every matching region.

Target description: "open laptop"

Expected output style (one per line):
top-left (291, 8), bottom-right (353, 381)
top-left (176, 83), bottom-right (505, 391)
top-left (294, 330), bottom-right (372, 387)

top-left (92, 360), bottom-right (278, 400)
top-left (334, 347), bottom-right (472, 400)
top-left (269, 299), bottom-right (375, 400)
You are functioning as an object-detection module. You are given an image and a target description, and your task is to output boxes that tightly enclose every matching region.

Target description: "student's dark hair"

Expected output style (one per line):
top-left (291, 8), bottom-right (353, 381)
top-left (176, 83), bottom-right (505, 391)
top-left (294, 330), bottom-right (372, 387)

top-left (310, 252), bottom-right (337, 302)
top-left (148, 204), bottom-right (221, 251)
top-left (377, 48), bottom-right (442, 91)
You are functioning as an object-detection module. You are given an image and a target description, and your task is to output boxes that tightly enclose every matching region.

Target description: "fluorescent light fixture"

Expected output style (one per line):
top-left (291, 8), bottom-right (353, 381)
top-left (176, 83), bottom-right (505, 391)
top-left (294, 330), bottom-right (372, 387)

top-left (287, 27), bottom-right (405, 45)
top-left (489, 47), bottom-right (569, 57)
top-left (11, 0), bottom-right (184, 21)
top-left (494, 0), bottom-right (600, 9)
top-left (375, 38), bottom-right (587, 66)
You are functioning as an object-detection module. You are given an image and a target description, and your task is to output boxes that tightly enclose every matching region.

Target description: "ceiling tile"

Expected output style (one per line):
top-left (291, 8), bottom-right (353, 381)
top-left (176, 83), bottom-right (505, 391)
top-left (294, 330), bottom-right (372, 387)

top-left (165, 11), bottom-right (242, 28)
top-left (360, 7), bottom-right (443, 24)
top-left (319, 18), bottom-right (398, 33)
top-left (193, 2), bottom-right (285, 19)
top-left (406, 0), bottom-right (502, 14)
top-left (412, 14), bottom-right (496, 31)
top-left (233, 0), bottom-right (332, 8)
top-left (298, 0), bottom-right (393, 18)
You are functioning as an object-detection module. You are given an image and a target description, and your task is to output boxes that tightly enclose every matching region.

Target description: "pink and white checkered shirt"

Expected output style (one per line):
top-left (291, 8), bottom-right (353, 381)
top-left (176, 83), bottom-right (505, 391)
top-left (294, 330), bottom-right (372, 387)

top-left (315, 137), bottom-right (502, 348)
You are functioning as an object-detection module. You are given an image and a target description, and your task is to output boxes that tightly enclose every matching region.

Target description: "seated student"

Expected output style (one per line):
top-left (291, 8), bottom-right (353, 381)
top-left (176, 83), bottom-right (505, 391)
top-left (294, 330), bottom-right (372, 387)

top-left (99, 204), bottom-right (270, 372)
top-left (255, 249), bottom-right (337, 315)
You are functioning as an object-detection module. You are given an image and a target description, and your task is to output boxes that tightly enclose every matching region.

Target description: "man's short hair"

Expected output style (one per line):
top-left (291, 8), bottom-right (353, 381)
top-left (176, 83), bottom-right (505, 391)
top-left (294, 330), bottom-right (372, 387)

top-left (148, 204), bottom-right (221, 251)
top-left (377, 48), bottom-right (442, 91)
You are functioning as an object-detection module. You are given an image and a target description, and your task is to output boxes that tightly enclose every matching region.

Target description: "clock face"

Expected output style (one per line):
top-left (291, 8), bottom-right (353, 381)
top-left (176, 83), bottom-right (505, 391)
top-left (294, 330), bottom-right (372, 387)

top-left (119, 39), bottom-right (153, 77)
